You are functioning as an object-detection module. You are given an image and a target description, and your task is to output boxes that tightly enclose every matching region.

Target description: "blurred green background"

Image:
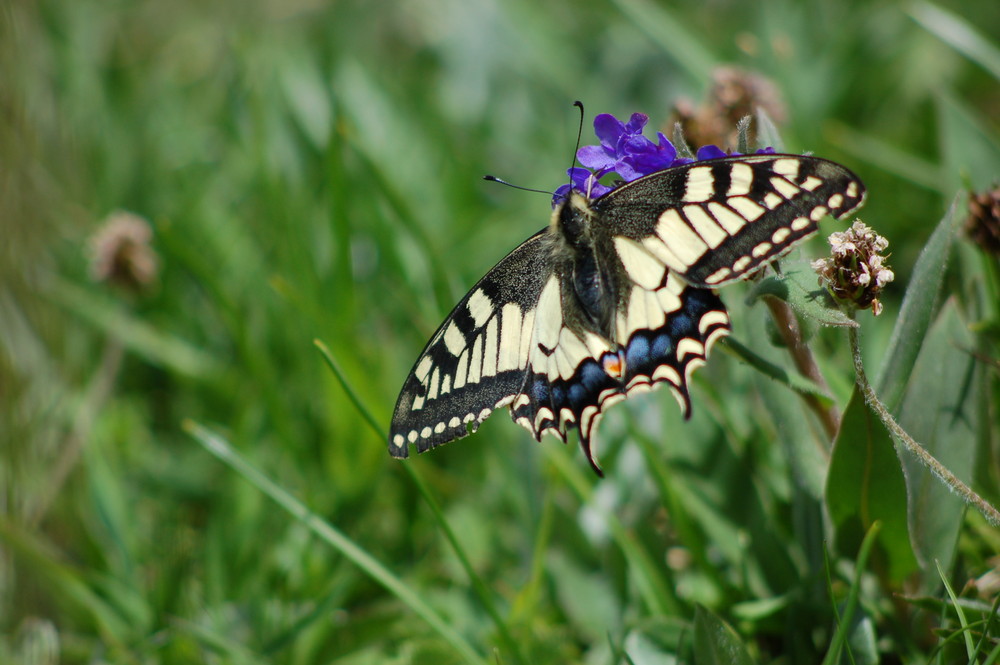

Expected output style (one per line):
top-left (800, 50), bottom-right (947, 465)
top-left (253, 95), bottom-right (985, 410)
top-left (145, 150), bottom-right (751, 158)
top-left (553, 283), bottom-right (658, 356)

top-left (2, 0), bottom-right (998, 662)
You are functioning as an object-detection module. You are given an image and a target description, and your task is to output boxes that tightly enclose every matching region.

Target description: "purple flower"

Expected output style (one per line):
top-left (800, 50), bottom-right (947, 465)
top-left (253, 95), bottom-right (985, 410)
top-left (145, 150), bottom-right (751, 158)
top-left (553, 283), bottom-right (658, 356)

top-left (576, 113), bottom-right (681, 181)
top-left (554, 111), bottom-right (776, 205)
top-left (577, 114), bottom-right (646, 177)
top-left (619, 131), bottom-right (680, 179)
top-left (554, 167), bottom-right (612, 201)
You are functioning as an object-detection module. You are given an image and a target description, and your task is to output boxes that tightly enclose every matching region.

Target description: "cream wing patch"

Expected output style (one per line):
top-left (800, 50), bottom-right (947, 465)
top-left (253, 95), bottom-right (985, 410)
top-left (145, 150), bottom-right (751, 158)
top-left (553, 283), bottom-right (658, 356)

top-left (613, 236), bottom-right (668, 290)
top-left (527, 275), bottom-right (609, 384)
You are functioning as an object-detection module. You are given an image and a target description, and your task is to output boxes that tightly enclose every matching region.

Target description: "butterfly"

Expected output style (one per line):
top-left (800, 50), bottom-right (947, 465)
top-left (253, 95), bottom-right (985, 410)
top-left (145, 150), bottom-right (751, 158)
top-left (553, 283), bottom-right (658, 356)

top-left (388, 152), bottom-right (865, 474)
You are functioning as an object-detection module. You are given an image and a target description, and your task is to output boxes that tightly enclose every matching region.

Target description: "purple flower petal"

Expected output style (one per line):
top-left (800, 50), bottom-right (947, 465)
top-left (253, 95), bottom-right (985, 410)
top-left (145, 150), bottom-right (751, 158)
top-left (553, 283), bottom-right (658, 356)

top-left (553, 183), bottom-right (572, 203)
top-left (624, 113), bottom-right (649, 135)
top-left (695, 145), bottom-right (728, 160)
top-left (593, 114), bottom-right (628, 149)
top-left (655, 133), bottom-right (677, 163)
top-left (621, 132), bottom-right (680, 179)
top-left (577, 144), bottom-right (616, 170)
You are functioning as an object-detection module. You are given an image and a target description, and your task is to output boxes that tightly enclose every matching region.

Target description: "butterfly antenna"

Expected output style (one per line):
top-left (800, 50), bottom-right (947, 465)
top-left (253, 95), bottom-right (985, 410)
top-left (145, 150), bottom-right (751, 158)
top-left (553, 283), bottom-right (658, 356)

top-left (572, 101), bottom-right (585, 168)
top-left (571, 100), bottom-right (589, 197)
top-left (482, 175), bottom-right (552, 196)
top-left (485, 102), bottom-right (587, 201)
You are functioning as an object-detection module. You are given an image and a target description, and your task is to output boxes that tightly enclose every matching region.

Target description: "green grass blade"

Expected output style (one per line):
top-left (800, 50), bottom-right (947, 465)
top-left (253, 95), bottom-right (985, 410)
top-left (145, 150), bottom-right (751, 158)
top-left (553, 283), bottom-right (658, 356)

top-left (935, 559), bottom-right (976, 660)
top-left (608, 0), bottom-right (715, 81)
top-left (184, 421), bottom-right (487, 665)
top-left (313, 339), bottom-right (387, 439)
top-left (313, 340), bottom-right (527, 665)
top-left (909, 1), bottom-right (1000, 80)
top-left (826, 122), bottom-right (944, 192)
top-left (541, 443), bottom-right (679, 617)
top-left (49, 279), bottom-right (221, 379)
top-left (821, 521), bottom-right (882, 665)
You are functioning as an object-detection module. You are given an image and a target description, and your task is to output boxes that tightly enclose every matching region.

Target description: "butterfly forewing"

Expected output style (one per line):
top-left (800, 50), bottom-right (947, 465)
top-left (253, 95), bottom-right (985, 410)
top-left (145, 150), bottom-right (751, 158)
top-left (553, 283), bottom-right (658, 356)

top-left (389, 232), bottom-right (551, 455)
top-left (596, 155), bottom-right (866, 288)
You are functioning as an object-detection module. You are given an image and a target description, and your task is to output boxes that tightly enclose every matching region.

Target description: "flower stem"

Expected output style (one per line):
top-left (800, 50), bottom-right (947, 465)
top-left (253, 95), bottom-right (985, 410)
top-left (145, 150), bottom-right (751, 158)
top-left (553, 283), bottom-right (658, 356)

top-left (848, 325), bottom-right (1000, 527)
top-left (764, 296), bottom-right (841, 443)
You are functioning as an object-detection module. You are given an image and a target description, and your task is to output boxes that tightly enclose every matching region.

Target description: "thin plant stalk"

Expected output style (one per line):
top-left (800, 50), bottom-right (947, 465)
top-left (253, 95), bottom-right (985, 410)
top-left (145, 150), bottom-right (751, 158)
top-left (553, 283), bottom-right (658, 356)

top-left (848, 326), bottom-right (1000, 526)
top-left (764, 296), bottom-right (841, 443)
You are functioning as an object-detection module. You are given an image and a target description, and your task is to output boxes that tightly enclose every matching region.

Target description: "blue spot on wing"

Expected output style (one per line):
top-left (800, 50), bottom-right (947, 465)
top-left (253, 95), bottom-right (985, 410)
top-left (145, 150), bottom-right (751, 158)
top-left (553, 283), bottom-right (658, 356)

top-left (508, 286), bottom-right (729, 476)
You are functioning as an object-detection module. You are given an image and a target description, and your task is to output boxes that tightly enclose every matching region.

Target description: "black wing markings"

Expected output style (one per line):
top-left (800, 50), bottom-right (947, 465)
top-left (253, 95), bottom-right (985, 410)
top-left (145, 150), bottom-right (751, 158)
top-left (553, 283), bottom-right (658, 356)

top-left (389, 153), bottom-right (866, 472)
top-left (597, 155), bottom-right (866, 287)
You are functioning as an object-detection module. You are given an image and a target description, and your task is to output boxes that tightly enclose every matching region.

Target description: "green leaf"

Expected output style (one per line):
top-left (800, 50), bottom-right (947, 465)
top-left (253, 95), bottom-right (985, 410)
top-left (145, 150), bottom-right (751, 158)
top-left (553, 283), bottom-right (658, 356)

top-left (693, 605), bottom-right (757, 665)
top-left (875, 196), bottom-right (963, 411)
top-left (624, 616), bottom-right (692, 665)
top-left (746, 266), bottom-right (858, 328)
top-left (897, 299), bottom-right (978, 591)
top-left (546, 550), bottom-right (622, 643)
top-left (722, 337), bottom-right (833, 403)
top-left (825, 389), bottom-right (919, 581)
top-left (845, 613), bottom-right (880, 665)
top-left (937, 93), bottom-right (1000, 193)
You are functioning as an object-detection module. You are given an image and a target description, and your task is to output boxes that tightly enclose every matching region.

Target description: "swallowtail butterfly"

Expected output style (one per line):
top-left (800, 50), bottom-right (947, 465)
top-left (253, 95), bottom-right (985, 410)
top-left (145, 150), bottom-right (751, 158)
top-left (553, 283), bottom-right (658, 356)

top-left (389, 151), bottom-right (865, 474)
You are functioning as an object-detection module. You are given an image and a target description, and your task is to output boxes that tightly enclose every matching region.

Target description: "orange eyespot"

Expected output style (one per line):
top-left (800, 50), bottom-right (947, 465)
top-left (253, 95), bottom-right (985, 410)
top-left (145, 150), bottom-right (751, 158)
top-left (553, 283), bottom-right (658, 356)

top-left (601, 351), bottom-right (626, 378)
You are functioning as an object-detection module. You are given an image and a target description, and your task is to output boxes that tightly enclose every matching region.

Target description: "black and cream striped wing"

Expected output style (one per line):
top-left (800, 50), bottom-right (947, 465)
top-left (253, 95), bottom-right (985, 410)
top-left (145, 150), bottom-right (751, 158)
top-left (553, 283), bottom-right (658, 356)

top-left (388, 230), bottom-right (731, 467)
top-left (596, 154), bottom-right (866, 287)
top-left (389, 152), bottom-right (866, 470)
top-left (389, 231), bottom-right (552, 456)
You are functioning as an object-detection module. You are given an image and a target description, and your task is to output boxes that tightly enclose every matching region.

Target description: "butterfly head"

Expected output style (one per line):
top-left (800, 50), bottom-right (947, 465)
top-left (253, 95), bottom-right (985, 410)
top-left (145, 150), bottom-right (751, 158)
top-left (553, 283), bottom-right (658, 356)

top-left (550, 189), bottom-right (598, 250)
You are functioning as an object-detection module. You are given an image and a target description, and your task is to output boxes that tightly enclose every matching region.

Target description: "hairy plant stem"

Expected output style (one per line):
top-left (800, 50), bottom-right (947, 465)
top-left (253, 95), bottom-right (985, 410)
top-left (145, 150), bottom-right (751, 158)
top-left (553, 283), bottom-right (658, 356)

top-left (764, 296), bottom-right (841, 443)
top-left (848, 325), bottom-right (1000, 527)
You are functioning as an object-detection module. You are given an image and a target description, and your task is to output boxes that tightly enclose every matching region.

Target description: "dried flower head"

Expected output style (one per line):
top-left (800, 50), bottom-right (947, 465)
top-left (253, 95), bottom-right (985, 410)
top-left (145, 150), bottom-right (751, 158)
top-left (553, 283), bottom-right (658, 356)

top-left (669, 66), bottom-right (787, 150)
top-left (965, 185), bottom-right (1000, 257)
top-left (89, 211), bottom-right (159, 294)
top-left (812, 220), bottom-right (894, 316)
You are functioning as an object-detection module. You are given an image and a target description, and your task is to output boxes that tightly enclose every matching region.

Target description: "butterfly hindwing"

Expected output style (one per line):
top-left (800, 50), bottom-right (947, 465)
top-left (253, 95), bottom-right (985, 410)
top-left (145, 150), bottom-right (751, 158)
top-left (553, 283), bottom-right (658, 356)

top-left (509, 279), bottom-right (729, 471)
top-left (596, 154), bottom-right (866, 287)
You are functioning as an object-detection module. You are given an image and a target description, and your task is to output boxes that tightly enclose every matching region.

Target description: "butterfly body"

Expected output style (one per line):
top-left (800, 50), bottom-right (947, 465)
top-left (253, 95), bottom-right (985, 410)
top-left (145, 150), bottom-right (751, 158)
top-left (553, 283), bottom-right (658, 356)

top-left (389, 154), bottom-right (865, 473)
